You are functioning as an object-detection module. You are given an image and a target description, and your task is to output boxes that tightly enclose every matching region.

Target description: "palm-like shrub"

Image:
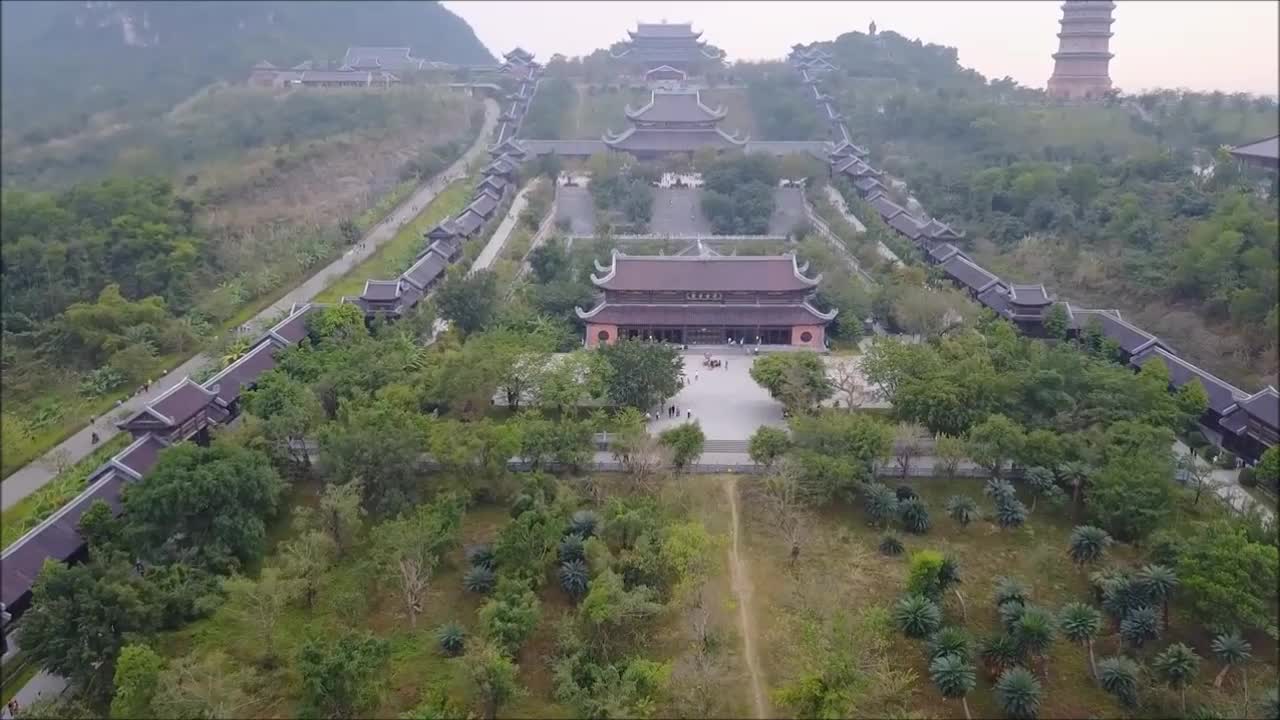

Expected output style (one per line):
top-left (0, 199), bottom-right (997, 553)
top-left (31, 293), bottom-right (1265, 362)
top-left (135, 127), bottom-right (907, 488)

top-left (463, 565), bottom-right (497, 594)
top-left (465, 543), bottom-right (496, 570)
top-left (895, 485), bottom-right (919, 502)
top-left (980, 634), bottom-right (1024, 679)
top-left (893, 593), bottom-right (942, 639)
top-left (1067, 526), bottom-right (1111, 568)
top-left (569, 510), bottom-right (598, 538)
top-left (558, 534), bottom-right (586, 564)
top-left (899, 497), bottom-right (931, 534)
top-left (1262, 687), bottom-right (1279, 720)
top-left (1058, 602), bottom-right (1103, 678)
top-left (558, 559), bottom-right (589, 598)
top-left (864, 483), bottom-right (899, 529)
top-left (1119, 606), bottom-right (1160, 650)
top-left (946, 495), bottom-right (978, 527)
top-left (1023, 466), bottom-right (1061, 511)
top-left (1154, 642), bottom-right (1201, 714)
top-left (1211, 631), bottom-right (1251, 705)
top-left (930, 653), bottom-right (977, 720)
top-left (1014, 606), bottom-right (1056, 671)
top-left (1101, 574), bottom-right (1143, 625)
top-left (995, 667), bottom-right (1043, 719)
top-left (929, 626), bottom-right (974, 663)
top-left (1097, 655), bottom-right (1141, 707)
top-left (879, 534), bottom-right (904, 556)
top-left (1000, 601), bottom-right (1028, 632)
top-left (985, 478), bottom-right (1017, 504)
top-left (994, 577), bottom-right (1030, 609)
top-left (437, 622), bottom-right (466, 656)
top-left (994, 497), bottom-right (1028, 530)
top-left (1136, 563), bottom-right (1177, 630)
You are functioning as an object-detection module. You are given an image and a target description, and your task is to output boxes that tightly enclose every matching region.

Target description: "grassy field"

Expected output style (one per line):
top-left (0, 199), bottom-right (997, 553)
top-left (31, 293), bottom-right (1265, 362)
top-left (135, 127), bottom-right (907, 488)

top-left (312, 179), bottom-right (474, 304)
top-left (732, 475), bottom-right (1278, 719)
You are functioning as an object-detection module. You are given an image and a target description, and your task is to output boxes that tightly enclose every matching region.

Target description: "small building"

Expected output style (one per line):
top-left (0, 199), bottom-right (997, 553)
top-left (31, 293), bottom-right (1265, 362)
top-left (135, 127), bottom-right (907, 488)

top-left (576, 252), bottom-right (835, 348)
top-left (343, 46), bottom-right (427, 72)
top-left (1228, 134), bottom-right (1279, 171)
top-left (942, 255), bottom-right (1002, 297)
top-left (116, 378), bottom-right (221, 443)
top-left (1219, 386), bottom-right (1279, 463)
top-left (1067, 306), bottom-right (1166, 360)
top-left (645, 64), bottom-right (688, 83)
top-left (296, 70), bottom-right (399, 88)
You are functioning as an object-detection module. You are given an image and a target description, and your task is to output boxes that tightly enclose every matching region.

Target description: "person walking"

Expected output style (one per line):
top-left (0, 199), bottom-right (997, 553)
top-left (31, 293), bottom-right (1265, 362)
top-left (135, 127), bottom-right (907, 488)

top-left (686, 410), bottom-right (692, 419)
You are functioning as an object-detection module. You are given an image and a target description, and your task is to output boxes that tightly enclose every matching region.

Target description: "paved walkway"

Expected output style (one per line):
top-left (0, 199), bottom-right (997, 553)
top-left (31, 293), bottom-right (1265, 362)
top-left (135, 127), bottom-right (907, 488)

top-left (0, 670), bottom-right (65, 719)
top-left (646, 352), bottom-right (786, 440)
top-left (825, 185), bottom-right (903, 268)
top-left (470, 179), bottom-right (537, 275)
top-left (1172, 440), bottom-right (1273, 522)
top-left (0, 99), bottom-right (500, 511)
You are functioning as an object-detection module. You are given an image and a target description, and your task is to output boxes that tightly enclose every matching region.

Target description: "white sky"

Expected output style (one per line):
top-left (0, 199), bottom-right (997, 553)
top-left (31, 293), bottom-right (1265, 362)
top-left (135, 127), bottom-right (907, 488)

top-left (443, 1), bottom-right (1279, 96)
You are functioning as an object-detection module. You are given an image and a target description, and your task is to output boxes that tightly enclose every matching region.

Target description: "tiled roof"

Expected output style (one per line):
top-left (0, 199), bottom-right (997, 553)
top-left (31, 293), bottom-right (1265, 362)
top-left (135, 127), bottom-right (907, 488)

top-left (943, 255), bottom-right (1001, 293)
top-left (631, 22), bottom-right (701, 39)
top-left (869, 194), bottom-right (907, 220)
top-left (603, 128), bottom-right (743, 153)
top-left (977, 286), bottom-right (1011, 315)
top-left (1239, 386), bottom-right (1279, 428)
top-left (454, 211), bottom-right (484, 236)
top-left (1230, 134), bottom-right (1279, 162)
top-left (1008, 284), bottom-right (1051, 306)
top-left (401, 252), bottom-right (448, 291)
top-left (467, 193), bottom-right (500, 218)
top-left (887, 213), bottom-right (925, 239)
top-left (361, 279), bottom-right (402, 302)
top-left (203, 340), bottom-right (280, 406)
top-left (577, 302), bottom-right (834, 326)
top-left (114, 434), bottom-right (167, 478)
top-left (520, 139), bottom-right (608, 157)
top-left (1131, 346), bottom-right (1245, 413)
top-left (1070, 308), bottom-right (1161, 355)
top-left (269, 304), bottom-right (313, 344)
top-left (929, 243), bottom-right (962, 263)
top-left (427, 219), bottom-right (461, 239)
top-left (593, 254), bottom-right (819, 292)
top-left (625, 91), bottom-right (726, 123)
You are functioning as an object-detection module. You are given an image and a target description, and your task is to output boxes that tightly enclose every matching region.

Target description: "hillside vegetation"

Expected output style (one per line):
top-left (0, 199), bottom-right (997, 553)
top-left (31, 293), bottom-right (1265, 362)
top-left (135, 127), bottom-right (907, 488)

top-left (817, 29), bottom-right (1279, 388)
top-left (0, 0), bottom-right (493, 145)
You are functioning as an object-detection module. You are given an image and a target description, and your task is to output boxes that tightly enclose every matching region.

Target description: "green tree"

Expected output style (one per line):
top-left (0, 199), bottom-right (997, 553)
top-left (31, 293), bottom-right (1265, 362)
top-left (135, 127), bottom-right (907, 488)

top-left (307, 303), bottom-right (367, 345)
top-left (1119, 606), bottom-right (1161, 650)
top-left (1154, 642), bottom-right (1201, 715)
top-left (242, 370), bottom-right (325, 472)
top-left (1067, 525), bottom-right (1112, 569)
top-left (930, 653), bottom-right (977, 720)
top-left (460, 641), bottom-right (525, 720)
top-left (371, 494), bottom-right (464, 628)
top-left (790, 411), bottom-right (893, 503)
top-left (864, 483), bottom-right (900, 529)
top-left (1058, 602), bottom-right (1102, 679)
top-left (935, 434), bottom-right (967, 480)
top-left (1013, 606), bottom-right (1056, 678)
top-left (110, 644), bottom-right (165, 719)
top-left (224, 568), bottom-right (296, 665)
top-left (906, 549), bottom-right (947, 599)
top-left (1088, 451), bottom-right (1174, 542)
top-left (22, 558), bottom-right (157, 700)
top-left (319, 399), bottom-right (428, 517)
top-left (311, 480), bottom-right (366, 558)
top-left (297, 631), bottom-right (391, 719)
top-left (1097, 656), bottom-right (1141, 708)
top-left (1176, 521), bottom-right (1279, 631)
top-left (749, 352), bottom-right (833, 415)
top-left (479, 577), bottom-right (542, 656)
top-left (966, 414), bottom-right (1025, 479)
top-left (152, 651), bottom-right (252, 719)
top-left (659, 422), bottom-right (705, 471)
top-left (123, 442), bottom-right (284, 573)
top-left (279, 527), bottom-right (335, 609)
top-left (748, 425), bottom-right (791, 468)
top-left (1043, 303), bottom-right (1069, 340)
top-left (1256, 445), bottom-right (1280, 489)
top-left (437, 269), bottom-right (500, 336)
top-left (994, 667), bottom-right (1043, 719)
top-left (597, 338), bottom-right (682, 410)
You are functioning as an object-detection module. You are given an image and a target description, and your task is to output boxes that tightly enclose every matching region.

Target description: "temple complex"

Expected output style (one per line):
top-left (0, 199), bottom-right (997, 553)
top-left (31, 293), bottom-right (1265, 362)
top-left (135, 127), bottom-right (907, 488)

top-left (577, 252), bottom-right (835, 348)
top-left (1046, 0), bottom-right (1117, 100)
top-left (602, 90), bottom-right (746, 157)
top-left (611, 22), bottom-right (725, 75)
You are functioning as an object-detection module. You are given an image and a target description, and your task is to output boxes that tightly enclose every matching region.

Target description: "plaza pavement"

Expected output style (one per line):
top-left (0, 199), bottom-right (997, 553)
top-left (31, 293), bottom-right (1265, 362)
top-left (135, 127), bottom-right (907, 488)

top-left (645, 350), bottom-right (787, 440)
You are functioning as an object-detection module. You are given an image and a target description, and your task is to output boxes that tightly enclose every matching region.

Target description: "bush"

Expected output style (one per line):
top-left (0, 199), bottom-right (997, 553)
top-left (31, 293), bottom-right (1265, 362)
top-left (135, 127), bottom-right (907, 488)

top-left (879, 534), bottom-right (905, 556)
top-left (466, 544), bottom-right (496, 570)
top-left (437, 623), bottom-right (466, 656)
top-left (1239, 467), bottom-right (1257, 488)
top-left (463, 566), bottom-right (497, 595)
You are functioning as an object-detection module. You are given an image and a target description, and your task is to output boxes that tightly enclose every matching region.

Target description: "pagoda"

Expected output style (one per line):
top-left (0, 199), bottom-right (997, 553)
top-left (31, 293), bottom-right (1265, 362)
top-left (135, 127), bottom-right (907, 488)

top-left (577, 252), bottom-right (835, 348)
top-left (602, 90), bottom-right (746, 158)
top-left (1046, 0), bottom-right (1116, 100)
top-left (611, 21), bottom-right (725, 74)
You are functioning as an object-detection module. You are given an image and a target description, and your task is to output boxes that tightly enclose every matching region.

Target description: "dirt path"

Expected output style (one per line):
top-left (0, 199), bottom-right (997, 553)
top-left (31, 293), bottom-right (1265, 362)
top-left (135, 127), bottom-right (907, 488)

top-left (723, 476), bottom-right (769, 719)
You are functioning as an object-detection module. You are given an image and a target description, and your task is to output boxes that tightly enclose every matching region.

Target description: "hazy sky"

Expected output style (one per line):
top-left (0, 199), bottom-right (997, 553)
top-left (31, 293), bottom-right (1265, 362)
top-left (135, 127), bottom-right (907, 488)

top-left (444, 1), bottom-right (1279, 95)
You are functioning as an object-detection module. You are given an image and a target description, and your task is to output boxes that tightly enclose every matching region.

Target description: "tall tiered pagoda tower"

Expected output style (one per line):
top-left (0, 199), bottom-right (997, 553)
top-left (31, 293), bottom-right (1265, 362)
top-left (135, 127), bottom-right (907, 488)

top-left (1046, 0), bottom-right (1116, 100)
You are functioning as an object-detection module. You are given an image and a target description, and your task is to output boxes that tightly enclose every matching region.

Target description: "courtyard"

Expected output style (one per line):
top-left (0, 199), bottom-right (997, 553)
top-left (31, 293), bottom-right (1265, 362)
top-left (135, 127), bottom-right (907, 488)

top-left (646, 350), bottom-right (786, 441)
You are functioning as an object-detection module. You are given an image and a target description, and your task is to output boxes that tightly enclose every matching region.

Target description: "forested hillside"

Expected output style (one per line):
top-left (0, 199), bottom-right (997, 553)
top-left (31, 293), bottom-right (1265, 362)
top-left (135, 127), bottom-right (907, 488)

top-left (817, 29), bottom-right (1279, 388)
top-left (0, 0), bottom-right (493, 145)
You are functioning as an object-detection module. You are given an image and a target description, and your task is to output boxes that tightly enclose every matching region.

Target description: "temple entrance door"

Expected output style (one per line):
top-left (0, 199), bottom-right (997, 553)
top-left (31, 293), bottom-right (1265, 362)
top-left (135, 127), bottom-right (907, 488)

top-left (686, 326), bottom-right (723, 345)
